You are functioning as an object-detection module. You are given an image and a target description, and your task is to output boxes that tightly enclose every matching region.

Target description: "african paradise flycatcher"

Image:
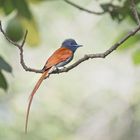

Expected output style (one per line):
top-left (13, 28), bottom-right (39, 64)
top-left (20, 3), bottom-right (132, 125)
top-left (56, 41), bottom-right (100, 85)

top-left (25, 39), bottom-right (82, 133)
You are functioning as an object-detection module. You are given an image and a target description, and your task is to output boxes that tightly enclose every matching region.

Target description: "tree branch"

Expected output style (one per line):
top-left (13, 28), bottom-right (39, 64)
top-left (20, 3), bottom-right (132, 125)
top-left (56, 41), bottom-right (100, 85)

top-left (131, 0), bottom-right (140, 25)
top-left (52, 25), bottom-right (140, 74)
top-left (63, 0), bottom-right (105, 15)
top-left (0, 21), bottom-right (44, 73)
top-left (1, 20), bottom-right (140, 76)
top-left (1, 1), bottom-right (140, 76)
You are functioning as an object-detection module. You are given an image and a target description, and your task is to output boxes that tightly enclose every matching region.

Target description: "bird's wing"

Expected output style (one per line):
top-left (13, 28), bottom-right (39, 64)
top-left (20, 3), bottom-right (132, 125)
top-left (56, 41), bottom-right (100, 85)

top-left (45, 47), bottom-right (73, 69)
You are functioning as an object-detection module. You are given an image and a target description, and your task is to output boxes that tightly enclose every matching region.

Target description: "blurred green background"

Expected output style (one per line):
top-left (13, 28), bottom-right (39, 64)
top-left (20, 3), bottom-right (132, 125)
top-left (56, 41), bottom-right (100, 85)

top-left (0, 0), bottom-right (140, 140)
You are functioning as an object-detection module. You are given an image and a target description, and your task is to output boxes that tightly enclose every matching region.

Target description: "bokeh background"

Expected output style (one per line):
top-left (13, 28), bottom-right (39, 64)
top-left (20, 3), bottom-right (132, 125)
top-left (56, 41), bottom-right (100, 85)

top-left (0, 0), bottom-right (140, 140)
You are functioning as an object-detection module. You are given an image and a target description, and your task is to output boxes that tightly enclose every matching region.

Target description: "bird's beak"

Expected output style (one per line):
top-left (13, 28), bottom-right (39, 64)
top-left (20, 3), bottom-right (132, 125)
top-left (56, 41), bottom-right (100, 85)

top-left (73, 44), bottom-right (83, 47)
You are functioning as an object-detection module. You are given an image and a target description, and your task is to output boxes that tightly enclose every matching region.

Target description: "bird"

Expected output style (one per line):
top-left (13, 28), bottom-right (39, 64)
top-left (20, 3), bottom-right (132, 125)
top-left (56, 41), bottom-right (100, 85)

top-left (25, 39), bottom-right (82, 133)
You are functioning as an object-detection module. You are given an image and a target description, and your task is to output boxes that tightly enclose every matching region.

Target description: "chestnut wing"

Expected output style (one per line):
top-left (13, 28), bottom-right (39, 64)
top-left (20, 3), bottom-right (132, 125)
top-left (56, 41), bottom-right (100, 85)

top-left (45, 47), bottom-right (73, 69)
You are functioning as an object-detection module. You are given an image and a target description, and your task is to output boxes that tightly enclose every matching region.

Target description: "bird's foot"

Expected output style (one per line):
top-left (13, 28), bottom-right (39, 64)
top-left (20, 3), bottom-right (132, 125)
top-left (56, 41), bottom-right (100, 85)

top-left (48, 66), bottom-right (59, 74)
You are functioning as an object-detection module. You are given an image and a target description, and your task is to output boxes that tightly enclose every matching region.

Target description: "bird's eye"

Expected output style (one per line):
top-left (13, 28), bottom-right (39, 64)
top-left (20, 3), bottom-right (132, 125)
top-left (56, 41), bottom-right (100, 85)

top-left (71, 42), bottom-right (74, 45)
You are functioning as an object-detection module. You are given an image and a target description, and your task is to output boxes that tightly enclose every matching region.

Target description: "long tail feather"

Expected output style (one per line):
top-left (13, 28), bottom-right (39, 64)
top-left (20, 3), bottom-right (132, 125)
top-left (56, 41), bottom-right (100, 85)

top-left (25, 69), bottom-right (49, 133)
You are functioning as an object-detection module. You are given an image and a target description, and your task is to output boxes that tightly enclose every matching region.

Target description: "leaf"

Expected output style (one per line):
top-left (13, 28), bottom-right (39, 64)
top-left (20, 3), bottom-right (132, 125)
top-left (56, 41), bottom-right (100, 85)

top-left (0, 71), bottom-right (8, 91)
top-left (100, 3), bottom-right (128, 22)
top-left (29, 0), bottom-right (45, 3)
top-left (100, 1), bottom-right (137, 23)
top-left (0, 0), bottom-right (4, 8)
top-left (0, 56), bottom-right (12, 73)
top-left (100, 3), bottom-right (110, 12)
top-left (20, 18), bottom-right (40, 46)
top-left (132, 50), bottom-right (140, 65)
top-left (3, 0), bottom-right (15, 15)
top-left (6, 17), bottom-right (24, 42)
top-left (12, 0), bottom-right (32, 19)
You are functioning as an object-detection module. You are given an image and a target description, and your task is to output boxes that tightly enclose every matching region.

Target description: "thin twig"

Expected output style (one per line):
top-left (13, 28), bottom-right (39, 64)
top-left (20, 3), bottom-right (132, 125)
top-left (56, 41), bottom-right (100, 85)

top-left (63, 0), bottom-right (105, 15)
top-left (131, 0), bottom-right (140, 25)
top-left (0, 21), bottom-right (44, 73)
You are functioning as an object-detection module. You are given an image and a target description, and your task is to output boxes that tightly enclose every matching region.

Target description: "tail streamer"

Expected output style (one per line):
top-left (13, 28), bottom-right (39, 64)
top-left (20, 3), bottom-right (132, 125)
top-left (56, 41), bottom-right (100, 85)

top-left (25, 69), bottom-right (49, 133)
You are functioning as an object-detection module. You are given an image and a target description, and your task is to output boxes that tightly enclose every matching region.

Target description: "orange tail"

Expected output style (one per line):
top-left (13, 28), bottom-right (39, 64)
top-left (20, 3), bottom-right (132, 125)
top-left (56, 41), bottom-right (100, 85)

top-left (25, 69), bottom-right (50, 133)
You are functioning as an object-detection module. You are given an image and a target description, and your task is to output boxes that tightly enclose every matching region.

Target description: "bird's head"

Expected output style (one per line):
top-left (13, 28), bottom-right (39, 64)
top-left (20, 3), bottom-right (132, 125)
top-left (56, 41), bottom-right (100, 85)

top-left (61, 39), bottom-right (82, 52)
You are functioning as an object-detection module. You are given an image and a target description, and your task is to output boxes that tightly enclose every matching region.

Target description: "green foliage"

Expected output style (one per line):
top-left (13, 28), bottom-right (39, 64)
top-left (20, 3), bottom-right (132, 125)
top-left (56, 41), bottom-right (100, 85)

top-left (0, 56), bottom-right (12, 90)
top-left (100, 0), bottom-right (140, 23)
top-left (100, 3), bottom-right (125, 22)
top-left (0, 0), bottom-right (40, 46)
top-left (0, 0), bottom-right (32, 19)
top-left (12, 0), bottom-right (32, 19)
top-left (116, 32), bottom-right (140, 50)
top-left (20, 18), bottom-right (40, 46)
top-left (132, 49), bottom-right (140, 65)
top-left (115, 31), bottom-right (140, 65)
top-left (0, 56), bottom-right (12, 73)
top-left (1, 0), bottom-right (15, 15)
top-left (29, 0), bottom-right (45, 3)
top-left (0, 71), bottom-right (8, 91)
top-left (6, 17), bottom-right (24, 42)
